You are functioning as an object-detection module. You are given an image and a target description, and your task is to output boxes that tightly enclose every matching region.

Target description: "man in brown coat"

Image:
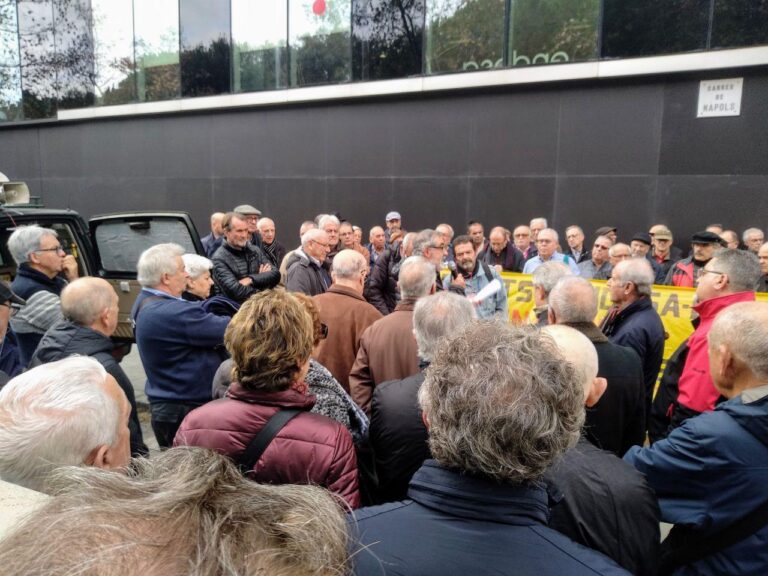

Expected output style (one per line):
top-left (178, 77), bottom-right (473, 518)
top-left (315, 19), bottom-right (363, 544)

top-left (313, 250), bottom-right (382, 392)
top-left (349, 256), bottom-right (436, 414)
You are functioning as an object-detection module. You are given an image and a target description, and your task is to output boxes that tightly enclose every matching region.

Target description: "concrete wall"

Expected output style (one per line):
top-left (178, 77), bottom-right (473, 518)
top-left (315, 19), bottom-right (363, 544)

top-left (1, 65), bottom-right (766, 247)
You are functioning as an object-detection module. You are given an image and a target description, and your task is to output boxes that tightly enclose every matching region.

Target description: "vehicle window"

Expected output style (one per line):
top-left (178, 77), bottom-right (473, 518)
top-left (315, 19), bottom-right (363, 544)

top-left (50, 222), bottom-right (88, 277)
top-left (94, 219), bottom-right (197, 273)
top-left (0, 220), bottom-right (88, 280)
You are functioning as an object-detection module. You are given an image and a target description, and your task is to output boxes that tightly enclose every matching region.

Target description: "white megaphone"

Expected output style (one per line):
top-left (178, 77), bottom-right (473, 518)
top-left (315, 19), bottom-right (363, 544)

top-left (0, 171), bottom-right (31, 205)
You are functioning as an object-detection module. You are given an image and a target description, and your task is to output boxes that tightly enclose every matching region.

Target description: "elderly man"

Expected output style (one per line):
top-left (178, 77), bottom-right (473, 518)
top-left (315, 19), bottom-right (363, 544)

top-left (256, 217), bottom-right (286, 269)
top-left (600, 258), bottom-right (664, 420)
top-left (30, 277), bottom-right (147, 457)
top-left (578, 234), bottom-right (613, 280)
top-left (721, 229), bottom-right (739, 249)
top-left (530, 217), bottom-right (548, 242)
top-left (513, 224), bottom-right (536, 260)
top-left (384, 211), bottom-right (401, 244)
top-left (650, 224), bottom-right (683, 261)
top-left (319, 214), bottom-right (341, 259)
top-left (200, 212), bottom-right (224, 257)
top-left (758, 242), bottom-right (768, 292)
top-left (630, 232), bottom-right (664, 283)
top-left (313, 250), bottom-right (382, 392)
top-left (565, 225), bottom-right (589, 263)
top-left (349, 256), bottom-right (435, 414)
top-left (211, 212), bottom-right (280, 303)
top-left (8, 225), bottom-right (79, 365)
top-left (665, 230), bottom-right (725, 287)
top-left (531, 261), bottom-right (571, 325)
top-left (233, 204), bottom-right (262, 247)
top-left (742, 227), bottom-right (764, 254)
top-left (608, 242), bottom-right (631, 267)
top-left (627, 302), bottom-right (768, 575)
top-left (543, 325), bottom-right (659, 576)
top-left (339, 221), bottom-right (370, 262)
top-left (0, 448), bottom-right (349, 576)
top-left (0, 356), bottom-right (131, 492)
top-left (481, 226), bottom-right (525, 272)
top-left (650, 226), bottom-right (679, 279)
top-left (131, 243), bottom-right (230, 448)
top-left (467, 220), bottom-right (488, 255)
top-left (350, 321), bottom-right (628, 575)
top-left (446, 235), bottom-right (508, 319)
top-left (548, 277), bottom-right (645, 456)
top-left (523, 228), bottom-right (580, 275)
top-left (279, 220), bottom-right (317, 280)
top-left (370, 292), bottom-right (474, 504)
top-left (367, 225), bottom-right (387, 266)
top-left (435, 223), bottom-right (455, 265)
top-left (285, 228), bottom-right (332, 296)
top-left (650, 249), bottom-right (760, 441)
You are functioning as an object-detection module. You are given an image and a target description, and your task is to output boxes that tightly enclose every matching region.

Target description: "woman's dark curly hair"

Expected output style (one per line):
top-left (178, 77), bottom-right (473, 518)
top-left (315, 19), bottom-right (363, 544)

top-left (226, 289), bottom-right (313, 392)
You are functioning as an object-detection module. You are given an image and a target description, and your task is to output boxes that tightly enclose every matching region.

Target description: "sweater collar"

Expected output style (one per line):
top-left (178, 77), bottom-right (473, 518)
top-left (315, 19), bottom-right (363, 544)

top-left (407, 460), bottom-right (549, 526)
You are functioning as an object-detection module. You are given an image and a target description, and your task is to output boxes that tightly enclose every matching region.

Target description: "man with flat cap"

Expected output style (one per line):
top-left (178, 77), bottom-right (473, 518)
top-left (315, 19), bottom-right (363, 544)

top-left (595, 226), bottom-right (618, 244)
top-left (630, 232), bottom-right (664, 283)
top-left (384, 211), bottom-right (401, 245)
top-left (664, 231), bottom-right (726, 287)
top-left (233, 204), bottom-right (263, 248)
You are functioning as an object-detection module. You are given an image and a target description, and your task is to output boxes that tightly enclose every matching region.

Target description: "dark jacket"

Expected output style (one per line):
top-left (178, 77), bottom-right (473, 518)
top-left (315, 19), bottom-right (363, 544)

top-left (370, 368), bottom-right (429, 503)
top-left (131, 290), bottom-right (229, 404)
top-left (479, 241), bottom-right (525, 272)
top-left (11, 264), bottom-right (67, 366)
top-left (201, 233), bottom-right (222, 257)
top-left (568, 322), bottom-right (646, 456)
top-left (350, 460), bottom-right (629, 575)
top-left (174, 381), bottom-right (360, 508)
top-left (365, 247), bottom-right (402, 315)
top-left (664, 256), bottom-right (702, 287)
top-left (545, 437), bottom-right (660, 576)
top-left (29, 319), bottom-right (148, 457)
top-left (261, 240), bottom-right (287, 269)
top-left (600, 297), bottom-right (665, 415)
top-left (625, 390), bottom-right (768, 575)
top-left (285, 252), bottom-right (330, 296)
top-left (211, 242), bottom-right (280, 303)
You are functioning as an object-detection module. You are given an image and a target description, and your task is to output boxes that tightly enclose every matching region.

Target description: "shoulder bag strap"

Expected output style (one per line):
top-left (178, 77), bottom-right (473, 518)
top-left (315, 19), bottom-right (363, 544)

top-left (660, 498), bottom-right (768, 575)
top-left (237, 408), bottom-right (302, 475)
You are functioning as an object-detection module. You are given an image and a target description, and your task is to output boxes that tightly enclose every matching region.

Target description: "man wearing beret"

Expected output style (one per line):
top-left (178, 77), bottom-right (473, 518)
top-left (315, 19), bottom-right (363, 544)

top-left (664, 231), bottom-right (726, 287)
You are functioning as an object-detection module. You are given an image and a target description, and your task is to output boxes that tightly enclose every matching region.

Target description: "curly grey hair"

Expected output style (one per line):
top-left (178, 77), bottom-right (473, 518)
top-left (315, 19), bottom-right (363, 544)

top-left (418, 320), bottom-right (584, 483)
top-left (414, 292), bottom-right (475, 362)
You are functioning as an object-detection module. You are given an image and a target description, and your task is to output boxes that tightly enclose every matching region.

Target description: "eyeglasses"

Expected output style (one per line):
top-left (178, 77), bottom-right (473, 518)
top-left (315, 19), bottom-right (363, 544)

top-left (536, 239), bottom-right (553, 244)
top-left (313, 240), bottom-right (330, 248)
top-left (320, 323), bottom-right (328, 339)
top-left (35, 245), bottom-right (65, 254)
top-left (700, 268), bottom-right (725, 277)
top-left (429, 243), bottom-right (446, 250)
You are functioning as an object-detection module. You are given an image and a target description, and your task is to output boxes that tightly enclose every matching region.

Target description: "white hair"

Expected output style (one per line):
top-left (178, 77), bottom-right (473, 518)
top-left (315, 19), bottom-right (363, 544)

top-left (331, 250), bottom-right (366, 280)
top-left (136, 243), bottom-right (184, 287)
top-left (7, 225), bottom-right (58, 265)
top-left (398, 256), bottom-right (436, 299)
top-left (532, 261), bottom-right (571, 294)
top-left (613, 258), bottom-right (654, 297)
top-left (300, 228), bottom-right (325, 248)
top-left (530, 217), bottom-right (548, 228)
top-left (543, 324), bottom-right (599, 396)
top-left (742, 227), bottom-right (764, 242)
top-left (0, 357), bottom-right (119, 492)
top-left (414, 292), bottom-right (475, 362)
top-left (182, 253), bottom-right (213, 280)
top-left (548, 276), bottom-right (597, 323)
top-left (709, 302), bottom-right (768, 381)
top-left (318, 215), bottom-right (340, 230)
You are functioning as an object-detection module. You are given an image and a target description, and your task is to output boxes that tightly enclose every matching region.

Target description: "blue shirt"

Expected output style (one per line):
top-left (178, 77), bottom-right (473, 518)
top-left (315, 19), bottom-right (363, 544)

top-left (523, 252), bottom-right (581, 275)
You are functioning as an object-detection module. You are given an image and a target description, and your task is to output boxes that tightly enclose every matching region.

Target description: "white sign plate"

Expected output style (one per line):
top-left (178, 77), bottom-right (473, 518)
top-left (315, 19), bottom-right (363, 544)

top-left (697, 78), bottom-right (743, 118)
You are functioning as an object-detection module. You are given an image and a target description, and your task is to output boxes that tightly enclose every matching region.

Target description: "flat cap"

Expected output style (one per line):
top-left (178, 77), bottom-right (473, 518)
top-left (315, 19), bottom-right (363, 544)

top-left (691, 230), bottom-right (726, 246)
top-left (631, 232), bottom-right (652, 246)
top-left (233, 204), bottom-right (262, 216)
top-left (595, 226), bottom-right (617, 237)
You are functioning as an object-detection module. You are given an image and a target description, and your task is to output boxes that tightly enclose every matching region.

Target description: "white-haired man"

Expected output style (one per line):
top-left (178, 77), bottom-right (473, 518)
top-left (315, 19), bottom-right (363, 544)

top-left (256, 217), bottom-right (286, 269)
top-left (30, 277), bottom-right (147, 457)
top-left (131, 243), bottom-right (230, 448)
top-left (522, 228), bottom-right (580, 275)
top-left (0, 356), bottom-right (131, 493)
top-left (349, 256), bottom-right (436, 414)
top-left (313, 250), bottom-right (382, 392)
top-left (627, 302), bottom-right (768, 574)
top-left (286, 228), bottom-right (332, 296)
top-left (8, 225), bottom-right (79, 365)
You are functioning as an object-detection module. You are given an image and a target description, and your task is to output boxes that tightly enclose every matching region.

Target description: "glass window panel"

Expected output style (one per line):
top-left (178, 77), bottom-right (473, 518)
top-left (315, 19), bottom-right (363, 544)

top-left (232, 0), bottom-right (288, 92)
top-left (53, 0), bottom-right (96, 111)
top-left (711, 0), bottom-right (768, 49)
top-left (0, 0), bottom-right (23, 121)
top-left (424, 0), bottom-right (505, 74)
top-left (92, 0), bottom-right (135, 106)
top-left (17, 0), bottom-right (57, 119)
top-left (180, 0), bottom-right (232, 97)
top-left (601, 0), bottom-right (710, 59)
top-left (289, 0), bottom-right (351, 86)
top-left (351, 0), bottom-right (426, 81)
top-left (508, 0), bottom-right (598, 68)
top-left (134, 0), bottom-right (180, 102)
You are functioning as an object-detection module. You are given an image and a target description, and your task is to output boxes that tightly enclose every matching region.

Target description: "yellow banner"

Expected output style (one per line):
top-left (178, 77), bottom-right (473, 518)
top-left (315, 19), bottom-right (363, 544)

top-left (500, 272), bottom-right (768, 367)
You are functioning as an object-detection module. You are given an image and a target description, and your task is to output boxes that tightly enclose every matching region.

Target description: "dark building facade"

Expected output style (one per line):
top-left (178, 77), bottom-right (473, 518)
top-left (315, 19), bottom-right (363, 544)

top-left (0, 0), bottom-right (766, 244)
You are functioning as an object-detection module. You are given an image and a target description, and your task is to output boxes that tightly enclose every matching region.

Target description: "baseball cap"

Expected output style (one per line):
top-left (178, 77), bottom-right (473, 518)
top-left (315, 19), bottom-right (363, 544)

top-left (385, 211), bottom-right (401, 222)
top-left (653, 228), bottom-right (673, 241)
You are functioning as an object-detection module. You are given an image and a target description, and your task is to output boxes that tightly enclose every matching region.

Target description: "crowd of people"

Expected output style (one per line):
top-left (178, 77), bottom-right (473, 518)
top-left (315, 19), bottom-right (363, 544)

top-left (0, 205), bottom-right (766, 575)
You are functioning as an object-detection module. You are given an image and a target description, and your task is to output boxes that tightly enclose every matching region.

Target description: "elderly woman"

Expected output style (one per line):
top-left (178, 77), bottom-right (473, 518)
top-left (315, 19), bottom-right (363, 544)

top-left (181, 253), bottom-right (214, 301)
top-left (175, 289), bottom-right (360, 508)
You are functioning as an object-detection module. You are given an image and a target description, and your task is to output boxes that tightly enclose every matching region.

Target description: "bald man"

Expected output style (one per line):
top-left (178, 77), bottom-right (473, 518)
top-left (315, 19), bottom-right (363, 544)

top-left (201, 212), bottom-right (225, 257)
top-left (30, 277), bottom-right (147, 456)
top-left (543, 325), bottom-right (660, 576)
top-left (257, 217), bottom-right (286, 269)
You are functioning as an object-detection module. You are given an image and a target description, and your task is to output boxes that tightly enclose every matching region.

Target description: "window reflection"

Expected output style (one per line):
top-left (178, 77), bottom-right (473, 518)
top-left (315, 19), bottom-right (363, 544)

top-left (134, 0), bottom-right (180, 102)
top-left (425, 0), bottom-right (505, 74)
top-left (180, 0), bottom-right (231, 97)
top-left (289, 0), bottom-right (351, 86)
top-left (711, 0), bottom-right (768, 49)
top-left (0, 0), bottom-right (23, 121)
top-left (601, 0), bottom-right (710, 59)
top-left (92, 0), bottom-right (135, 105)
top-left (232, 0), bottom-right (287, 92)
top-left (508, 0), bottom-right (598, 67)
top-left (17, 0), bottom-right (57, 119)
top-left (351, 0), bottom-right (426, 81)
